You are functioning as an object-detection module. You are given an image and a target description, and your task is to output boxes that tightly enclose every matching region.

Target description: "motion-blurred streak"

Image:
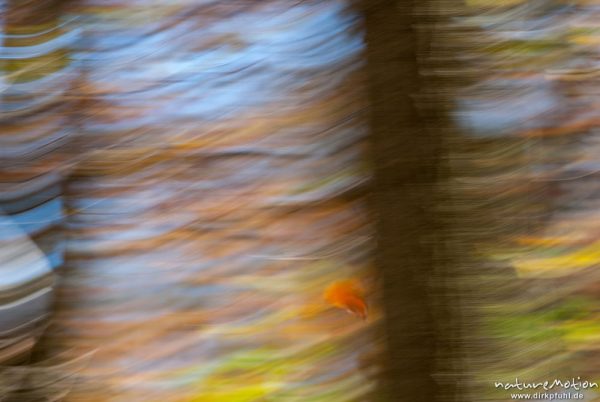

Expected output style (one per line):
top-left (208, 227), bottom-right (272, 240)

top-left (416, 0), bottom-right (600, 400)
top-left (3, 0), bottom-right (386, 401)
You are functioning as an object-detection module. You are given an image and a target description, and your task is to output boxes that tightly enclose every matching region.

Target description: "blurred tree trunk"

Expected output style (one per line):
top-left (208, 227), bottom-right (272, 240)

top-left (363, 1), bottom-right (466, 401)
